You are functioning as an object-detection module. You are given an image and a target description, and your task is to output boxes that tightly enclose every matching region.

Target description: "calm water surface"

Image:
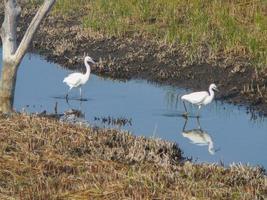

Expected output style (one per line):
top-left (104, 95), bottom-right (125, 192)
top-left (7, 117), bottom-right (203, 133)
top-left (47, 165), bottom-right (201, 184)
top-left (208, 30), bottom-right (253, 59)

top-left (1, 51), bottom-right (267, 168)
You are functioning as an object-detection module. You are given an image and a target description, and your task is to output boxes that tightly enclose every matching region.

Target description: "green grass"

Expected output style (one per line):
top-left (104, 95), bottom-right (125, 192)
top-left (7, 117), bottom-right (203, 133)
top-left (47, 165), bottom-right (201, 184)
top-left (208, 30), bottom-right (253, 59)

top-left (33, 0), bottom-right (267, 67)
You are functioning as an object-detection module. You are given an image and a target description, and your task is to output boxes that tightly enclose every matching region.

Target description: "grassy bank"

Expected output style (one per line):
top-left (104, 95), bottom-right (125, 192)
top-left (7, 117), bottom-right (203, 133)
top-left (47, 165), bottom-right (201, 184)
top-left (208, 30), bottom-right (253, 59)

top-left (47, 0), bottom-right (267, 68)
top-left (0, 113), bottom-right (266, 199)
top-left (1, 1), bottom-right (267, 113)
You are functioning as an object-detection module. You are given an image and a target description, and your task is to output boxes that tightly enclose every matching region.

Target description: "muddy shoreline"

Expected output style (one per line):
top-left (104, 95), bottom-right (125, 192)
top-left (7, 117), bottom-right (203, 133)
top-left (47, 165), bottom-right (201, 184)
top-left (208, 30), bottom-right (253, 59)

top-left (1, 7), bottom-right (267, 115)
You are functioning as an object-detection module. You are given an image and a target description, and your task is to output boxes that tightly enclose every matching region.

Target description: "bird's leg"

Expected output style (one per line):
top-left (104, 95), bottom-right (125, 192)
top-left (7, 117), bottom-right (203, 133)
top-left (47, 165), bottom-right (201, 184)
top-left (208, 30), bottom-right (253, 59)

top-left (65, 93), bottom-right (69, 104)
top-left (182, 101), bottom-right (188, 118)
top-left (65, 89), bottom-right (70, 100)
top-left (65, 88), bottom-right (71, 103)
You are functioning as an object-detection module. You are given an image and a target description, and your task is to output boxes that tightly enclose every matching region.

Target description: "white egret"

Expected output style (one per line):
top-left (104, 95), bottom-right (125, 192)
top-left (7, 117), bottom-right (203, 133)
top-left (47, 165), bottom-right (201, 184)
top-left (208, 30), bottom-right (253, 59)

top-left (181, 83), bottom-right (218, 117)
top-left (63, 56), bottom-right (95, 100)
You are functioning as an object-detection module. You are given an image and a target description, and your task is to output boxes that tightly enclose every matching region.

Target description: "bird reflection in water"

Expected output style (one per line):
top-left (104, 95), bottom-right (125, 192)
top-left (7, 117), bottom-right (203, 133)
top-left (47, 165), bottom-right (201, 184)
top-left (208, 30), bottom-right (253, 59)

top-left (182, 118), bottom-right (218, 155)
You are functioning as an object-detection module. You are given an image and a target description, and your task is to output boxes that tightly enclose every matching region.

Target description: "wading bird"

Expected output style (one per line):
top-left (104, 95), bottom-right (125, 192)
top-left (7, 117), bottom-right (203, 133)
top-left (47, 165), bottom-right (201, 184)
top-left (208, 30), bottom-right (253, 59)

top-left (63, 56), bottom-right (95, 100)
top-left (181, 83), bottom-right (218, 117)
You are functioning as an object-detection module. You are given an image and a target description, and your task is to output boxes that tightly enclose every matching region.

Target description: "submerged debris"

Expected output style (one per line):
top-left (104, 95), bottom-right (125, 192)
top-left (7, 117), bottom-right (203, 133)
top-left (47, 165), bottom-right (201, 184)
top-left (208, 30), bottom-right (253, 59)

top-left (63, 108), bottom-right (85, 118)
top-left (94, 116), bottom-right (132, 127)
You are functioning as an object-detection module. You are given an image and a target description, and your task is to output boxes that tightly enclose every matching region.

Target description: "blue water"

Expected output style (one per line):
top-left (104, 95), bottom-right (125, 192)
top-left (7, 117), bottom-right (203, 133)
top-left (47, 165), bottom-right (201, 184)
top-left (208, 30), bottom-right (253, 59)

top-left (1, 51), bottom-right (267, 168)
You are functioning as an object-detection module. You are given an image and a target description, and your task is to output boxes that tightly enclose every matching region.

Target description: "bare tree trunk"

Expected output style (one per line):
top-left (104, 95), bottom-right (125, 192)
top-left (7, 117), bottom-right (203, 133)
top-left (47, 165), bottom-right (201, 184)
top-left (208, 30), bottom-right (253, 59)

top-left (0, 61), bottom-right (18, 112)
top-left (0, 0), bottom-right (20, 113)
top-left (0, 0), bottom-right (55, 113)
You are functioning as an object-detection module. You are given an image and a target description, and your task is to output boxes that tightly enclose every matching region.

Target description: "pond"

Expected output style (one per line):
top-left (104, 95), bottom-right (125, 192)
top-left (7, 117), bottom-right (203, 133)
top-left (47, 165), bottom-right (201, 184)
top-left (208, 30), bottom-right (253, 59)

top-left (1, 50), bottom-right (267, 168)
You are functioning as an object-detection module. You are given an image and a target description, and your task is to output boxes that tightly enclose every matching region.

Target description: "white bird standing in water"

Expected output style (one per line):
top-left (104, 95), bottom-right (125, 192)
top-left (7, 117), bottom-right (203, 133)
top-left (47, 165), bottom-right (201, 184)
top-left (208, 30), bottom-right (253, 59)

top-left (181, 83), bottom-right (218, 117)
top-left (63, 56), bottom-right (95, 100)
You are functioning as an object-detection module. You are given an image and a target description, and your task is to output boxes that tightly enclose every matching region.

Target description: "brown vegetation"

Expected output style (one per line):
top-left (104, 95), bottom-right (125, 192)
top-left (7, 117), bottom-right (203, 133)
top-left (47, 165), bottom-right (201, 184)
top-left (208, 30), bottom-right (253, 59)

top-left (0, 113), bottom-right (266, 199)
top-left (1, 2), bottom-right (267, 199)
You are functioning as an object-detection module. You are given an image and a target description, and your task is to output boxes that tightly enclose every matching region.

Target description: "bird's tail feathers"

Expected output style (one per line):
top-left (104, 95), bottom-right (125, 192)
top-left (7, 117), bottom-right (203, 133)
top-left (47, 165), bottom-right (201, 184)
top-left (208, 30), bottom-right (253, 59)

top-left (63, 77), bottom-right (68, 83)
top-left (180, 94), bottom-right (186, 100)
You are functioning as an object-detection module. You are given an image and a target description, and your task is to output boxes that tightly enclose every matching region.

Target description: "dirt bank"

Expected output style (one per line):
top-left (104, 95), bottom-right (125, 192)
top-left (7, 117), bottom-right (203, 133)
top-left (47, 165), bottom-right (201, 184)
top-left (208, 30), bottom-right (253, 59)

top-left (1, 5), bottom-right (267, 115)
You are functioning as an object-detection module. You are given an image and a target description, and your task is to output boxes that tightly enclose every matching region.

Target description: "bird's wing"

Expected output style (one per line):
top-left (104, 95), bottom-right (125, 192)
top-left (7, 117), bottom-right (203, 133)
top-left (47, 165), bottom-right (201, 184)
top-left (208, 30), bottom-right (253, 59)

top-left (182, 91), bottom-right (209, 104)
top-left (63, 73), bottom-right (83, 87)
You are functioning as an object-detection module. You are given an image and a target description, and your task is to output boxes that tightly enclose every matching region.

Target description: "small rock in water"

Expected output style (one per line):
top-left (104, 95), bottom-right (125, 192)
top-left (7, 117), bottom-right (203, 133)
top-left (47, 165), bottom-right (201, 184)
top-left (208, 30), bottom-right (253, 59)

top-left (60, 109), bottom-right (89, 126)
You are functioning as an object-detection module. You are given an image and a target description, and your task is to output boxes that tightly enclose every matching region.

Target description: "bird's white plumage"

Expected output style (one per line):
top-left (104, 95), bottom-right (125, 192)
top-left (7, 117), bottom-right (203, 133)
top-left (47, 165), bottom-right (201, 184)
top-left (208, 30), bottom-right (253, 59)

top-left (63, 56), bottom-right (95, 98)
top-left (181, 83), bottom-right (218, 116)
top-left (63, 73), bottom-right (84, 89)
top-left (181, 91), bottom-right (209, 105)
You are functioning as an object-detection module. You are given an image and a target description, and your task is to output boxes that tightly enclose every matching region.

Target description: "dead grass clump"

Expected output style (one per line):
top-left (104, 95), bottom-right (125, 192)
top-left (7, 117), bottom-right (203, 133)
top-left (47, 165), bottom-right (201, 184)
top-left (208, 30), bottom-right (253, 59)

top-left (0, 113), bottom-right (266, 199)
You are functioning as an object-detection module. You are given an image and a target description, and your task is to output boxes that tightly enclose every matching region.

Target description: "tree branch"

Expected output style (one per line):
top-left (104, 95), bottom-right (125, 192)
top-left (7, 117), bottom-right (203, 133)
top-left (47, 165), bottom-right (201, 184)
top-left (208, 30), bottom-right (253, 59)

top-left (14, 0), bottom-right (56, 64)
top-left (2, 0), bottom-right (20, 61)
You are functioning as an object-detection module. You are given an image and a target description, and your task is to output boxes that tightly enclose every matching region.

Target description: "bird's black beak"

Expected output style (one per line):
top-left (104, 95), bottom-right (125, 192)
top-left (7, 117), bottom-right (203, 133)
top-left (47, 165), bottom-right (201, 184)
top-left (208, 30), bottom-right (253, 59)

top-left (214, 88), bottom-right (219, 92)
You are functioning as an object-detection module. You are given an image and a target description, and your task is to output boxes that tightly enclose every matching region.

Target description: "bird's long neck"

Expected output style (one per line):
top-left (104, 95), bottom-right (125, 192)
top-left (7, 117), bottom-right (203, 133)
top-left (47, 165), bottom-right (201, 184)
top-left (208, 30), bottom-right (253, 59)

top-left (84, 60), bottom-right (91, 78)
top-left (208, 87), bottom-right (215, 100)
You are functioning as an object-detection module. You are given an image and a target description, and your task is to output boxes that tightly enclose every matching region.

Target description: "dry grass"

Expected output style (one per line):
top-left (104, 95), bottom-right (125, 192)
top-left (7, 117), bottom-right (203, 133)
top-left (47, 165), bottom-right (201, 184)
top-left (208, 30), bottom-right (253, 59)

top-left (0, 113), bottom-right (266, 199)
